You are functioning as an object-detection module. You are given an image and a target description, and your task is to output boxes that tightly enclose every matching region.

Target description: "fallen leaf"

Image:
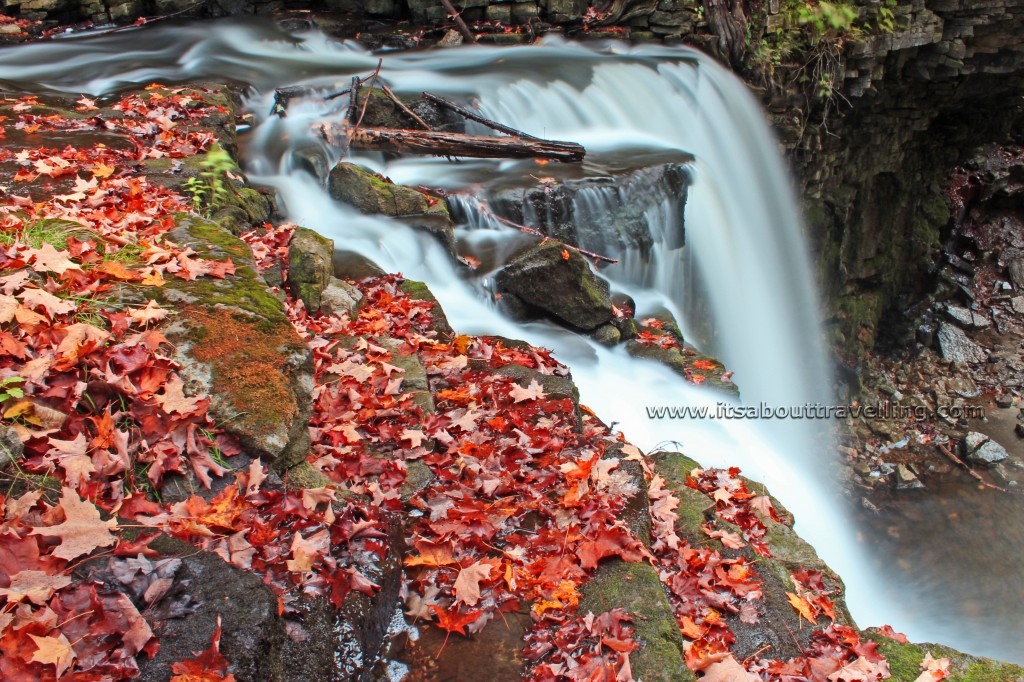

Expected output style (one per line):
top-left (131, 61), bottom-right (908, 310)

top-left (29, 632), bottom-right (77, 678)
top-left (30, 487), bottom-right (118, 561)
top-left (453, 560), bottom-right (494, 607)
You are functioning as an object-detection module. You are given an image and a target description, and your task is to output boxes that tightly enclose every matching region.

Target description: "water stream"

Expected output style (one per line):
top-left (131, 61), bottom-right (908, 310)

top-left (1, 17), bottom-right (1015, 664)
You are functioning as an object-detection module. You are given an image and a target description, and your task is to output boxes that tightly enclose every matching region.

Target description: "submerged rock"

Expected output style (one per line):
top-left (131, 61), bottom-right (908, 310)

top-left (494, 242), bottom-right (612, 330)
top-left (936, 322), bottom-right (987, 363)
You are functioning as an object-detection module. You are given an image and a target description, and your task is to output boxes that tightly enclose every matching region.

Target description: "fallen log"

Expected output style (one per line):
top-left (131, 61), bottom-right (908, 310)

top-left (321, 125), bottom-right (585, 163)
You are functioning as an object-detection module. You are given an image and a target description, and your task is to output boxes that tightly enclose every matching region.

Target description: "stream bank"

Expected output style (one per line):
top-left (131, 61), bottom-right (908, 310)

top-left (1, 71), bottom-right (1023, 679)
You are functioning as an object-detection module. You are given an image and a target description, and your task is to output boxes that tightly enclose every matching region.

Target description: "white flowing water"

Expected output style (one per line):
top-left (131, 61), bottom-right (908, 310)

top-left (1, 18), bottom-right (1000, 660)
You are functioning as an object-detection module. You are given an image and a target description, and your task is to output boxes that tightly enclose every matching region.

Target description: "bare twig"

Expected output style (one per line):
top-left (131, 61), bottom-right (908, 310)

top-left (936, 443), bottom-right (1009, 493)
top-left (422, 189), bottom-right (617, 264)
top-left (423, 92), bottom-right (539, 140)
top-left (381, 83), bottom-right (432, 130)
top-left (355, 59), bottom-right (384, 128)
top-left (439, 0), bottom-right (477, 43)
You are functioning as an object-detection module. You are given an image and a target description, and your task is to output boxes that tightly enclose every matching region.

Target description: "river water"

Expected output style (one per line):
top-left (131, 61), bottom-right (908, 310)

top-left (1, 17), bottom-right (1018, 665)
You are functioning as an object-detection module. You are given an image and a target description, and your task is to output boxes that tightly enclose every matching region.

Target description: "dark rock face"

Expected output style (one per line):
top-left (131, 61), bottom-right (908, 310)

top-left (495, 242), bottom-right (613, 330)
top-left (482, 163), bottom-right (689, 259)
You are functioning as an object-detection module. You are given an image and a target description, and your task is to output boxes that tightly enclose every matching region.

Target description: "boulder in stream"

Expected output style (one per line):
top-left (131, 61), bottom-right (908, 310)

top-left (494, 242), bottom-right (613, 330)
top-left (328, 162), bottom-right (456, 256)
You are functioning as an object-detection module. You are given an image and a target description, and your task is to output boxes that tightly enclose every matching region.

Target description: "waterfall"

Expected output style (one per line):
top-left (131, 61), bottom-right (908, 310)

top-left (0, 19), bottom-right (936, 652)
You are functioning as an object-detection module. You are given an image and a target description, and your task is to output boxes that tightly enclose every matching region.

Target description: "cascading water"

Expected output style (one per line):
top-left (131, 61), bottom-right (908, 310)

top-left (2, 18), bottom-right (1012, 662)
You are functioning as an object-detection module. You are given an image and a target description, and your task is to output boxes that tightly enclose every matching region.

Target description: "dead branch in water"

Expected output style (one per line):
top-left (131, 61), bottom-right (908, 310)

top-left (321, 125), bottom-right (585, 163)
top-left (381, 84), bottom-right (432, 130)
top-left (423, 92), bottom-right (540, 140)
top-left (440, 0), bottom-right (477, 43)
top-left (419, 188), bottom-right (617, 265)
top-left (936, 443), bottom-right (1009, 493)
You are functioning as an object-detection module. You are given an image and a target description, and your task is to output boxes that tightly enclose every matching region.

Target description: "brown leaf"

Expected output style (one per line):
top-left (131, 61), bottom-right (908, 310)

top-left (29, 632), bottom-right (77, 678)
top-left (30, 487), bottom-right (118, 561)
top-left (453, 560), bottom-right (494, 607)
top-left (0, 570), bottom-right (72, 605)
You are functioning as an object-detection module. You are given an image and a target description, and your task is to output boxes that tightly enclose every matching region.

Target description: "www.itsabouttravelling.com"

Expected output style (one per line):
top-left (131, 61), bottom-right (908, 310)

top-left (645, 402), bottom-right (985, 420)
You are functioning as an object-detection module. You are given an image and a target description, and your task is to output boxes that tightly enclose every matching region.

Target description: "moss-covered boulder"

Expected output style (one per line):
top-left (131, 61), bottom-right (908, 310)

top-left (494, 242), bottom-right (613, 331)
top-left (158, 217), bottom-right (314, 471)
top-left (580, 560), bottom-right (694, 682)
top-left (287, 227), bottom-right (334, 313)
top-left (327, 162), bottom-right (456, 255)
top-left (862, 631), bottom-right (1024, 681)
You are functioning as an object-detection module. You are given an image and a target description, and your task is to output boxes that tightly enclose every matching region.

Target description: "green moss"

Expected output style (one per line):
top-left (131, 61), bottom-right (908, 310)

top-left (580, 560), bottom-right (693, 682)
top-left (650, 451), bottom-right (710, 535)
top-left (864, 633), bottom-right (1024, 682)
top-left (169, 266), bottom-right (288, 328)
top-left (186, 219), bottom-right (251, 260)
top-left (283, 461), bottom-right (333, 489)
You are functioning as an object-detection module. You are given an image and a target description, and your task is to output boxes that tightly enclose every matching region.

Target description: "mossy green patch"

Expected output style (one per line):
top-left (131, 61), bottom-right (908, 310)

top-left (580, 560), bottom-right (693, 682)
top-left (186, 218), bottom-right (251, 261)
top-left (864, 633), bottom-right (1024, 682)
top-left (650, 451), bottom-right (711, 536)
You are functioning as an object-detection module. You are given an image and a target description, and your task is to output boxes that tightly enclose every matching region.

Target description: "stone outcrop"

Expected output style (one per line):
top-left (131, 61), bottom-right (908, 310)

top-left (287, 227), bottom-right (334, 313)
top-left (495, 241), bottom-right (613, 330)
top-left (328, 162), bottom-right (456, 255)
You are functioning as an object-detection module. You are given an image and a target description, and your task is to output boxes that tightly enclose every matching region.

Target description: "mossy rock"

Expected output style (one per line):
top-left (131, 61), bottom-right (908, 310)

top-left (327, 163), bottom-right (455, 254)
top-left (287, 227), bottom-right (334, 313)
top-left (399, 279), bottom-right (454, 337)
top-left (157, 218), bottom-right (313, 470)
top-left (580, 560), bottom-right (693, 682)
top-left (862, 632), bottom-right (1024, 682)
top-left (625, 336), bottom-right (738, 396)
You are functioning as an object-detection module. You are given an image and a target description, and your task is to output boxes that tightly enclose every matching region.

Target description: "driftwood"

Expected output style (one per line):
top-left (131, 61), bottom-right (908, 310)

top-left (936, 443), bottom-right (1009, 493)
top-left (322, 125), bottom-right (585, 163)
top-left (381, 84), bottom-right (432, 130)
top-left (440, 0), bottom-right (477, 43)
top-left (423, 92), bottom-right (539, 140)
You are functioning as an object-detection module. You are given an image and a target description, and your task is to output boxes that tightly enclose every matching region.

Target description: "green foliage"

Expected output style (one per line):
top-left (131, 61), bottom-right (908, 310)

top-left (0, 376), bottom-right (25, 404)
top-left (796, 0), bottom-right (858, 33)
top-left (875, 0), bottom-right (897, 32)
top-left (184, 144), bottom-right (238, 217)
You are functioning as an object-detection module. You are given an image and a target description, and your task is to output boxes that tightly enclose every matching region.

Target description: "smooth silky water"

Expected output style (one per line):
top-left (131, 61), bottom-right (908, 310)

top-left (2, 18), bottom-right (1017, 663)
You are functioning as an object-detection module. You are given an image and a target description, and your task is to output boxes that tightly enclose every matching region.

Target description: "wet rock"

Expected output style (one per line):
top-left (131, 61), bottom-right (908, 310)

top-left (320, 277), bottom-right (365, 318)
top-left (486, 163), bottom-right (689, 256)
top-left (334, 250), bottom-right (386, 281)
top-left (137, 538), bottom-right (293, 682)
top-left (1, 426), bottom-right (23, 469)
top-left (437, 28), bottom-right (463, 46)
top-left (494, 242), bottom-right (612, 330)
top-left (944, 304), bottom-right (991, 329)
top-left (1011, 296), bottom-right (1024, 314)
top-left (1008, 258), bottom-right (1024, 289)
top-left (328, 163), bottom-right (455, 255)
top-left (969, 439), bottom-right (1010, 466)
top-left (995, 394), bottom-right (1014, 408)
top-left (936, 322), bottom-right (987, 364)
top-left (965, 431), bottom-right (990, 453)
top-left (1016, 422), bottom-right (1024, 438)
top-left (287, 227), bottom-right (334, 313)
top-left (593, 323), bottom-right (621, 346)
top-left (896, 464), bottom-right (924, 490)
